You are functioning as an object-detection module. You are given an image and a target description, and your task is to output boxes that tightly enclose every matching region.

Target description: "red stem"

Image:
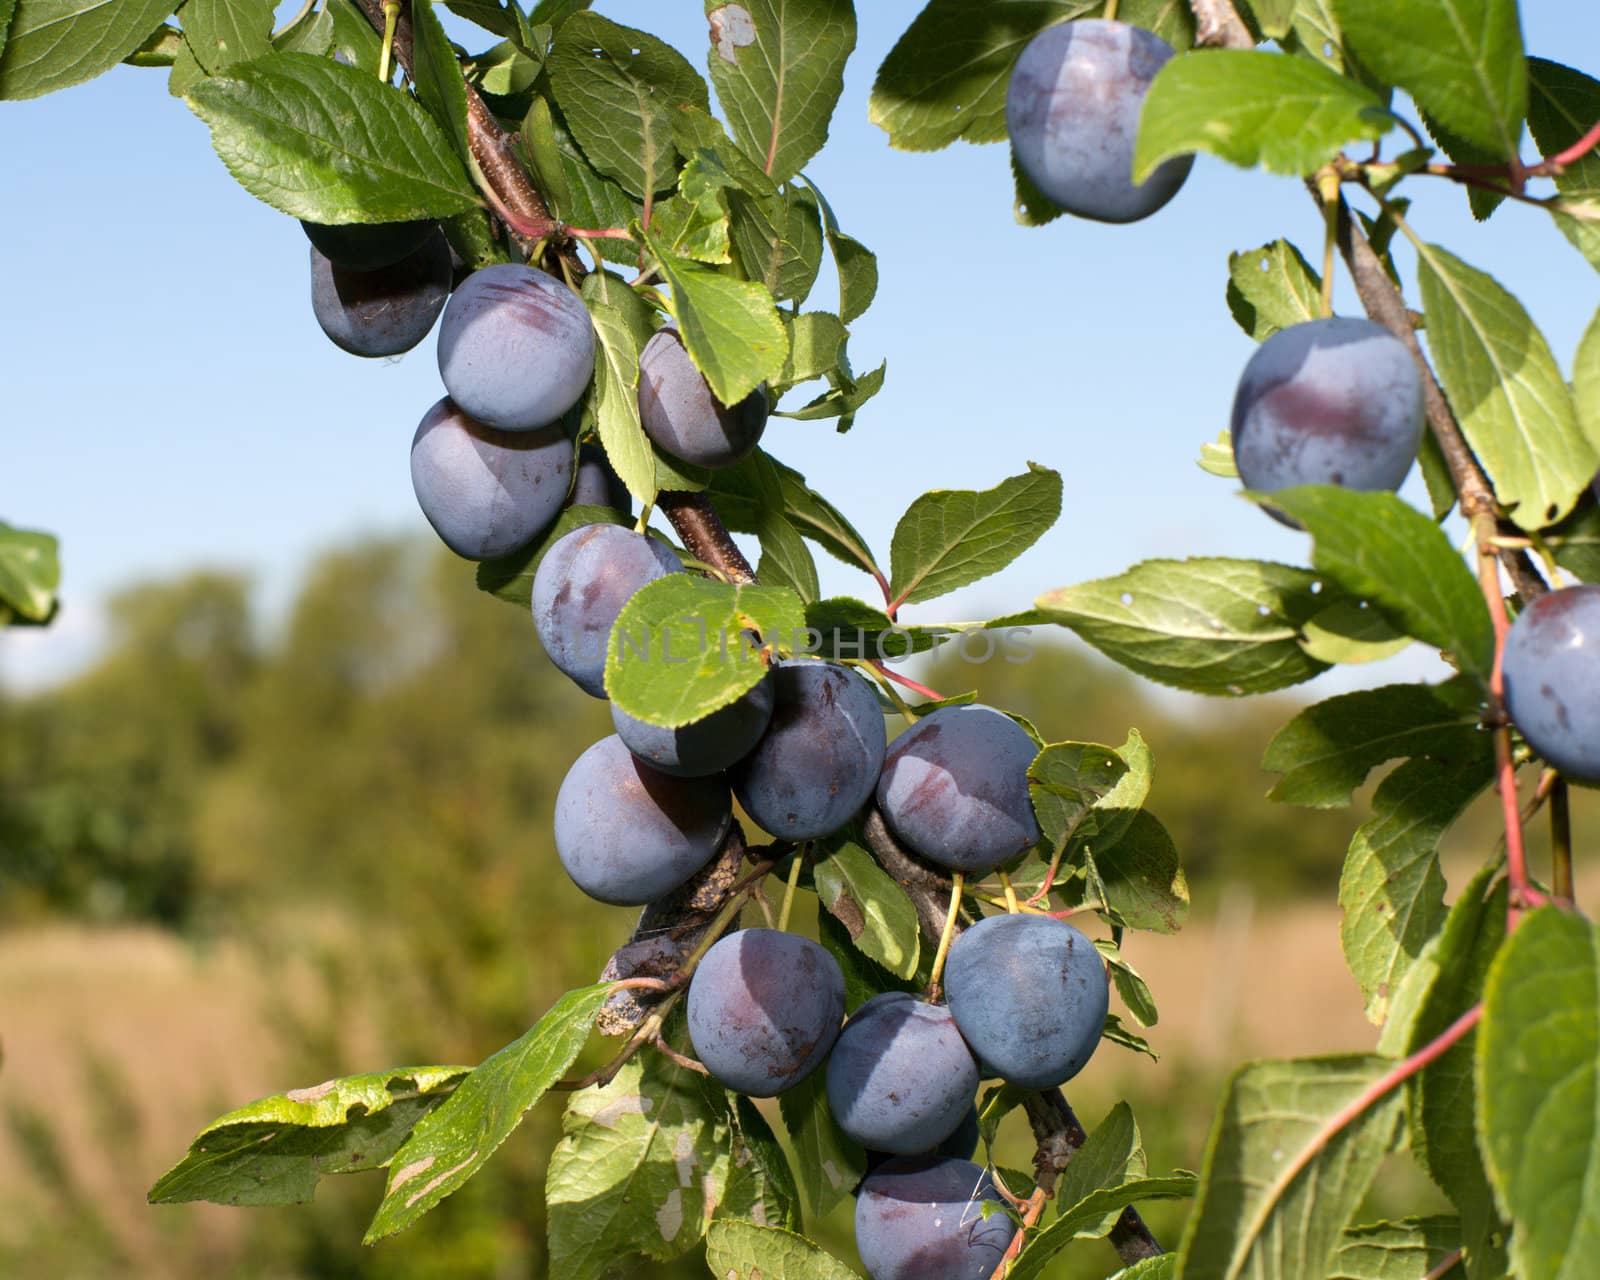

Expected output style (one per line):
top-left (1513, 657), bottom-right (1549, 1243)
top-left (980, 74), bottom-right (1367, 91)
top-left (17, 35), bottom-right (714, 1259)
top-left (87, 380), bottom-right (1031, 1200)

top-left (1547, 117), bottom-right (1600, 170)
top-left (564, 226), bottom-right (635, 240)
top-left (1423, 1249), bottom-right (1466, 1280)
top-left (870, 660), bottom-right (945, 702)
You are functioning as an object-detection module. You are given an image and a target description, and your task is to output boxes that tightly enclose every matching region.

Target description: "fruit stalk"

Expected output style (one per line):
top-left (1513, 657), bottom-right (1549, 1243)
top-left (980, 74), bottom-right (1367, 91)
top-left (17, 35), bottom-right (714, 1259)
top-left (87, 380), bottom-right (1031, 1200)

top-left (1552, 776), bottom-right (1573, 901)
top-left (862, 807), bottom-right (1166, 1265)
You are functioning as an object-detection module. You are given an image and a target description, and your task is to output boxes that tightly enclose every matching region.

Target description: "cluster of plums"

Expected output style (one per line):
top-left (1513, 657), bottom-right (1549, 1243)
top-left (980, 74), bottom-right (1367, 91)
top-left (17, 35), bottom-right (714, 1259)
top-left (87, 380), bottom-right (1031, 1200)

top-left (301, 215), bottom-right (1112, 1277)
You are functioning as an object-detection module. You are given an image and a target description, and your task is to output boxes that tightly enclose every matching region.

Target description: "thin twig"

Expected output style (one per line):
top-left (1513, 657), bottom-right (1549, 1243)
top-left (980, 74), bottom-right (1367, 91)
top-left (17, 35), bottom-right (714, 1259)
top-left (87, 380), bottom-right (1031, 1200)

top-left (1423, 1247), bottom-right (1467, 1280)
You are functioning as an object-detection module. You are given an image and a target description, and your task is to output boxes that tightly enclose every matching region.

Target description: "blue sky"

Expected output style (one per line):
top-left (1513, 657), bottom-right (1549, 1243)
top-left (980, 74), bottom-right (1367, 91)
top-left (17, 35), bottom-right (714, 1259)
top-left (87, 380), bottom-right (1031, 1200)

top-left (2, 1), bottom-right (1597, 694)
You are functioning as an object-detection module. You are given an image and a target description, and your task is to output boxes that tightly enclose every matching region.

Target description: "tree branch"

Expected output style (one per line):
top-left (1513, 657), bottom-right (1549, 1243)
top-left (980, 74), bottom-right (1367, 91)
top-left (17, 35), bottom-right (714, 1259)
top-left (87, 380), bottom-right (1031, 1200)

top-left (656, 491), bottom-right (758, 584)
top-left (1189, 0), bottom-right (1254, 49)
top-left (861, 808), bottom-right (1166, 1266)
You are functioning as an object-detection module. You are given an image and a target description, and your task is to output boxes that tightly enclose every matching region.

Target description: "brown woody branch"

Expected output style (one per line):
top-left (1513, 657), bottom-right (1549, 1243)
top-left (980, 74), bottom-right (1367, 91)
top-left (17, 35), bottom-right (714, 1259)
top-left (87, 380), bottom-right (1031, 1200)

top-left (656, 491), bottom-right (758, 584)
top-left (861, 808), bottom-right (1165, 1268)
top-left (1188, 0), bottom-right (1254, 49)
top-left (1321, 187), bottom-right (1547, 602)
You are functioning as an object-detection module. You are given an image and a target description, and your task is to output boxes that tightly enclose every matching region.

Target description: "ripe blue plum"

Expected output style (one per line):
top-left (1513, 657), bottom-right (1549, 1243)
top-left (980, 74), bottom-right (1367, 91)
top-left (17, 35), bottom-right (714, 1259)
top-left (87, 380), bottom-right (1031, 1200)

top-left (1502, 585), bottom-right (1600, 783)
top-left (531, 524), bottom-right (682, 697)
top-left (310, 231), bottom-right (451, 357)
top-left (637, 329), bottom-right (768, 468)
top-left (730, 660), bottom-right (887, 841)
top-left (863, 1105), bottom-right (980, 1182)
top-left (1006, 20), bottom-right (1191, 224)
top-left (825, 991), bottom-right (978, 1155)
top-left (876, 704), bottom-right (1041, 875)
top-left (301, 218), bottom-right (434, 271)
top-left (612, 676), bottom-right (774, 777)
top-left (568, 442), bottom-right (631, 515)
top-left (1232, 316), bottom-right (1425, 498)
top-left (437, 263), bottom-right (596, 430)
top-left (855, 1156), bottom-right (1017, 1280)
top-left (409, 398), bottom-right (572, 560)
top-left (945, 913), bottom-right (1109, 1089)
top-left (686, 928), bottom-right (846, 1096)
top-left (553, 735), bottom-right (731, 905)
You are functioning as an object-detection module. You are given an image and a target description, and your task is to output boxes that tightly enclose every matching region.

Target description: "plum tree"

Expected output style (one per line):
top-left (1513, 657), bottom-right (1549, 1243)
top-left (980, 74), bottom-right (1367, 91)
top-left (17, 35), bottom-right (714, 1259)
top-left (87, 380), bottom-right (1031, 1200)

top-left (530, 523), bottom-right (682, 697)
top-left (409, 398), bottom-right (573, 561)
top-left (437, 263), bottom-right (597, 430)
top-left (730, 660), bottom-right (887, 840)
top-left (567, 442), bottom-right (631, 514)
top-left (685, 928), bottom-right (846, 1096)
top-left (309, 230), bottom-right (451, 358)
top-left (1231, 316), bottom-right (1425, 498)
top-left (301, 218), bottom-right (436, 271)
top-left (552, 735), bottom-right (731, 906)
top-left (854, 1156), bottom-right (1017, 1280)
top-left (1502, 585), bottom-right (1600, 783)
top-left (825, 991), bottom-right (979, 1155)
top-left (875, 704), bottom-right (1041, 875)
top-left (1006, 20), bottom-right (1192, 223)
top-left (944, 914), bottom-right (1109, 1089)
top-left (638, 329), bottom-right (768, 468)
top-left (612, 676), bottom-right (774, 777)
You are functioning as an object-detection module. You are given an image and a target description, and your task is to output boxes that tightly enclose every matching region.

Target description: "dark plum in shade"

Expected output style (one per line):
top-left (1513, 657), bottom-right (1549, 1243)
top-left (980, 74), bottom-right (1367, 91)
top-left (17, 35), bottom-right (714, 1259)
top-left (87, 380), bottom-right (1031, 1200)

top-left (1232, 316), bottom-right (1425, 500)
top-left (409, 398), bottom-right (572, 561)
top-left (310, 231), bottom-right (451, 357)
top-left (876, 704), bottom-right (1041, 876)
top-left (1005, 19), bottom-right (1191, 224)
top-left (638, 329), bottom-right (768, 469)
top-left (301, 218), bottom-right (435, 271)
top-left (730, 660), bottom-right (887, 841)
top-left (552, 735), bottom-right (731, 906)
top-left (437, 263), bottom-right (596, 431)
top-left (568, 442), bottom-right (631, 515)
top-left (612, 676), bottom-right (774, 777)
top-left (855, 1157), bottom-right (1017, 1280)
top-left (686, 928), bottom-right (846, 1096)
top-left (825, 991), bottom-right (979, 1155)
top-left (863, 1105), bottom-right (980, 1182)
top-left (530, 523), bottom-right (682, 698)
top-left (945, 913), bottom-right (1109, 1089)
top-left (1502, 585), bottom-right (1600, 783)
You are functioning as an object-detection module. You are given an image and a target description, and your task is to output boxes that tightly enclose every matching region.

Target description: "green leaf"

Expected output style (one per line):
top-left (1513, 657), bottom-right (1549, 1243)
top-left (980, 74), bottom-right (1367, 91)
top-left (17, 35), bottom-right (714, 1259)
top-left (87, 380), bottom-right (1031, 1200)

top-left (1576, 305), bottom-right (1600, 451)
top-left (546, 1046), bottom-right (739, 1279)
top-left (777, 1069), bottom-right (864, 1223)
top-left (148, 1066), bottom-right (467, 1206)
top-left (652, 152), bottom-right (736, 266)
top-left (1413, 242), bottom-right (1596, 530)
top-left (1111, 1258), bottom-right (1176, 1280)
top-left (778, 312), bottom-right (847, 387)
top-left (796, 177), bottom-right (876, 324)
top-left (0, 523), bottom-right (60, 623)
top-left (365, 984), bottom-right (609, 1240)
top-left (705, 0), bottom-right (856, 185)
top-left (272, 5), bottom-right (333, 56)
top-left (1333, 0), bottom-right (1525, 157)
top-left (123, 21), bottom-right (182, 65)
top-left (411, 0), bottom-right (474, 167)
top-left (1036, 558), bottom-right (1334, 696)
top-left (1226, 239), bottom-right (1322, 342)
top-left (704, 1219), bottom-right (862, 1280)
top-left (1330, 1217), bottom-right (1465, 1280)
top-left (1403, 866), bottom-right (1507, 1275)
top-left (182, 0), bottom-right (271, 72)
top-left (1262, 678), bottom-right (1486, 808)
top-left (1011, 1172), bottom-right (1197, 1280)
top-left (186, 54), bottom-right (480, 222)
top-left (519, 96), bottom-right (573, 217)
top-left (1028, 739), bottom-right (1133, 856)
top-left (1133, 50), bottom-right (1389, 183)
top-left (582, 297), bottom-right (656, 507)
top-left (606, 576), bottom-right (806, 728)
top-left (706, 451), bottom-right (881, 578)
top-left (755, 511), bottom-right (820, 602)
top-left (555, 117), bottom-right (646, 264)
top-left (888, 464), bottom-right (1063, 607)
top-left (812, 833), bottom-right (921, 980)
top-left (1198, 431), bottom-right (1238, 478)
top-left (1050, 1101), bottom-right (1144, 1237)
top-left (0, 0), bottom-right (177, 97)
top-left (1264, 488), bottom-right (1495, 686)
top-left (1338, 753), bottom-right (1493, 1025)
top-left (1549, 498), bottom-right (1600, 584)
top-left (327, 0), bottom-right (382, 75)
top-left (643, 235), bottom-right (789, 405)
top-left (0, 0), bottom-right (16, 55)
top-left (1098, 938), bottom-right (1159, 1028)
top-left (1073, 809), bottom-right (1189, 935)
top-left (1478, 906), bottom-right (1600, 1280)
top-left (475, 505), bottom-right (630, 607)
top-left (728, 185), bottom-right (825, 306)
top-left (1298, 600), bottom-right (1412, 666)
top-left (547, 11), bottom-right (709, 198)
top-left (776, 358), bottom-right (885, 428)
top-left (722, 1094), bottom-right (802, 1232)
top-left (1527, 59), bottom-right (1600, 274)
top-left (1176, 1055), bottom-right (1406, 1280)
top-left (444, 0), bottom-right (532, 43)
top-left (818, 908), bottom-right (918, 1013)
